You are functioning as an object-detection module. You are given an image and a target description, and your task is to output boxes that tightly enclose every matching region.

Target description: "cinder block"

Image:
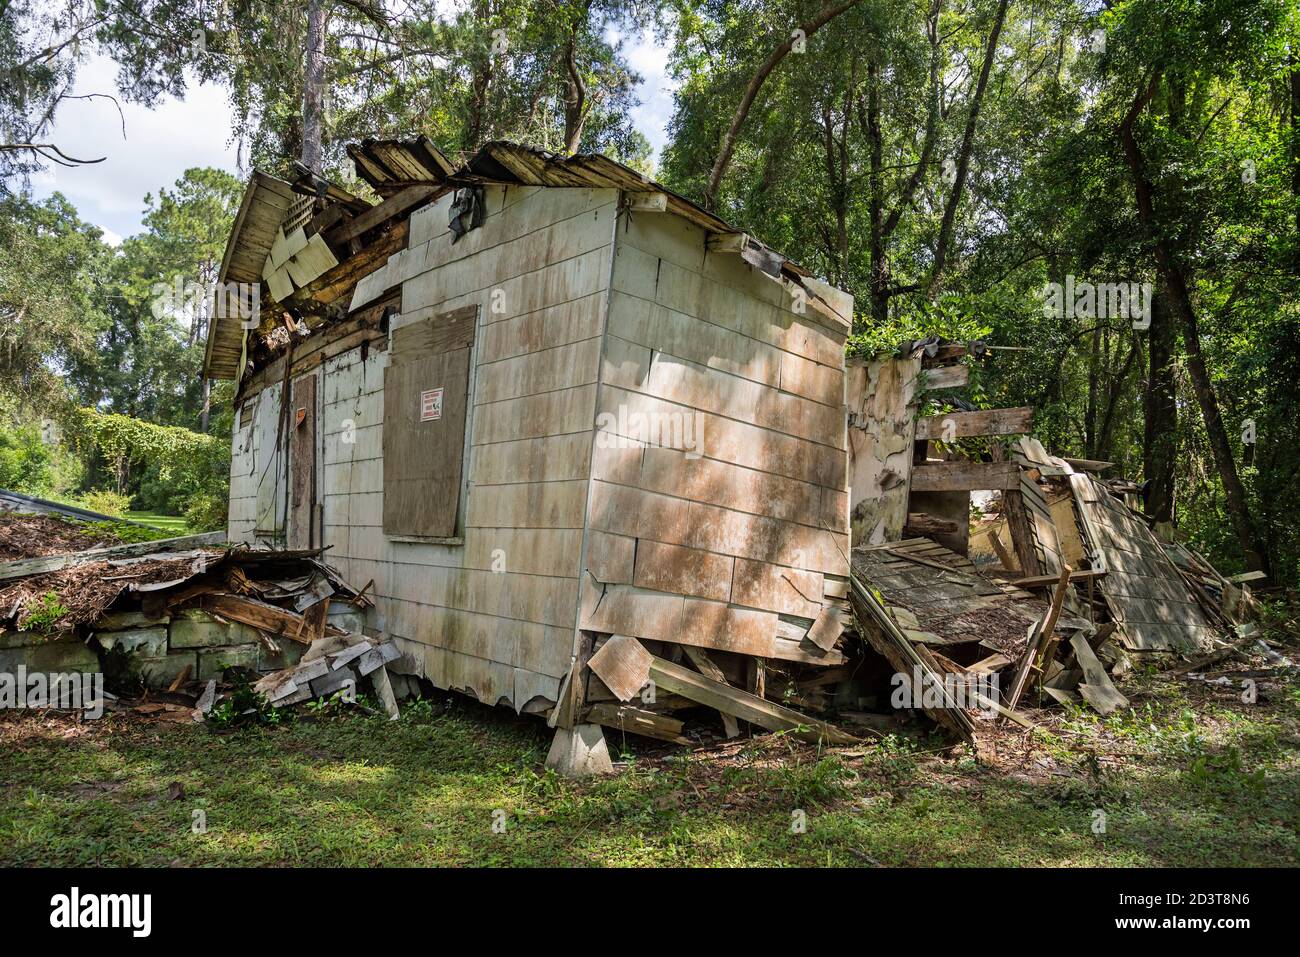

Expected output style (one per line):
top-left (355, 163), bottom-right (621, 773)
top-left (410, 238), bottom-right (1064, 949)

top-left (258, 638), bottom-right (307, 673)
top-left (0, 641), bottom-right (100, 674)
top-left (197, 644), bottom-right (260, 681)
top-left (0, 629), bottom-right (78, 650)
top-left (95, 626), bottom-right (168, 657)
top-left (169, 608), bottom-right (257, 648)
top-left (130, 651), bottom-right (198, 689)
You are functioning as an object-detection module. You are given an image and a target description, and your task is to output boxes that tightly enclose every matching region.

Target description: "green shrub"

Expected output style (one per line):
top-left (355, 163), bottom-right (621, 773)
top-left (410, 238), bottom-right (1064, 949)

top-left (81, 489), bottom-right (130, 518)
top-left (0, 422), bottom-right (53, 493)
top-left (183, 491), bottom-right (228, 532)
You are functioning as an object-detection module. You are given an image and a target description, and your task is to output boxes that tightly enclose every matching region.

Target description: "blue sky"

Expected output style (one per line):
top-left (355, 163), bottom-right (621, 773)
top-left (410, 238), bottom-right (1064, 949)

top-left (31, 24), bottom-right (677, 246)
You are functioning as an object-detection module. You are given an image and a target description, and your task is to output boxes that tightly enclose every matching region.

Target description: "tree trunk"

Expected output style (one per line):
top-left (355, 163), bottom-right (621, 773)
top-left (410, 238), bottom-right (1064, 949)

top-left (561, 6), bottom-right (592, 154)
top-left (1143, 277), bottom-right (1177, 524)
top-left (1291, 58), bottom-right (1299, 269)
top-left (865, 59), bottom-right (887, 324)
top-left (1120, 70), bottom-right (1266, 571)
top-left (926, 0), bottom-right (1010, 296)
top-left (300, 0), bottom-right (327, 170)
top-left (702, 0), bottom-right (864, 211)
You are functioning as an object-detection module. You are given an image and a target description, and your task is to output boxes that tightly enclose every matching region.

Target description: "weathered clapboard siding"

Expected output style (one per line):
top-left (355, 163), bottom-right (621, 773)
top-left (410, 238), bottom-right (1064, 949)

top-left (575, 207), bottom-right (851, 652)
top-left (318, 185), bottom-right (617, 711)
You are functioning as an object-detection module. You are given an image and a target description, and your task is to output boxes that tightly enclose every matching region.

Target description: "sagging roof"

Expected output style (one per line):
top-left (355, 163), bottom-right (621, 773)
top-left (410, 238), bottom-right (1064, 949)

top-left (204, 137), bottom-right (848, 381)
top-left (206, 171), bottom-right (296, 380)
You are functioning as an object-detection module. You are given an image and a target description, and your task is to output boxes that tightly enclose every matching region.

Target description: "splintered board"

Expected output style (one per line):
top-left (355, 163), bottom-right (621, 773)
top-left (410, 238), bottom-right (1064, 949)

top-left (852, 538), bottom-right (1046, 657)
top-left (1070, 474), bottom-right (1217, 652)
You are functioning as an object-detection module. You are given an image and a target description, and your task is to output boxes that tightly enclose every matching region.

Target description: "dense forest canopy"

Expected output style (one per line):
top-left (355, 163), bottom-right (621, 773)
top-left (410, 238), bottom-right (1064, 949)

top-left (0, 0), bottom-right (1296, 580)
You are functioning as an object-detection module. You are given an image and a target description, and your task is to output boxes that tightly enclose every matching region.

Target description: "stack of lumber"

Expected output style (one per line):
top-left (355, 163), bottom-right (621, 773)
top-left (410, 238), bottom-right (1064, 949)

top-left (254, 631), bottom-right (403, 718)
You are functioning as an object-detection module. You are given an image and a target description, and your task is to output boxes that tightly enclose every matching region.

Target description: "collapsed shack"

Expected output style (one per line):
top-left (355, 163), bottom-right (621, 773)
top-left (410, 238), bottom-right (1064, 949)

top-left (0, 514), bottom-right (405, 720)
top-left (842, 339), bottom-right (1268, 736)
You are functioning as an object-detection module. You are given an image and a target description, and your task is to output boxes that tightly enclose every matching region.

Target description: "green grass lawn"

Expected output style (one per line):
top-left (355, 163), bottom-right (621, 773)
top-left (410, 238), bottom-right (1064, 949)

top-left (2, 670), bottom-right (1296, 867)
top-left (124, 511), bottom-right (192, 535)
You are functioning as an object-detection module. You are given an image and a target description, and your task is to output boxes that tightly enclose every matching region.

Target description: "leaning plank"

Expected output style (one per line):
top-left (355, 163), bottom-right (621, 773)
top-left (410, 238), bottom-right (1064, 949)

top-left (915, 407), bottom-right (1033, 441)
top-left (1069, 632), bottom-right (1130, 715)
top-left (586, 634), bottom-right (653, 703)
top-left (910, 461), bottom-right (1020, 492)
top-left (327, 184), bottom-right (437, 245)
top-left (646, 652), bottom-right (857, 745)
top-left (848, 574), bottom-right (977, 746)
top-left (683, 646), bottom-right (740, 738)
top-left (805, 605), bottom-right (844, 652)
top-left (0, 531), bottom-right (226, 583)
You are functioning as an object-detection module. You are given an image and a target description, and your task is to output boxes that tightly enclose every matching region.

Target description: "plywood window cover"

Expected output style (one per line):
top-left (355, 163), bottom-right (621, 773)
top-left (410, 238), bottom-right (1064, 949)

top-left (382, 304), bottom-right (478, 543)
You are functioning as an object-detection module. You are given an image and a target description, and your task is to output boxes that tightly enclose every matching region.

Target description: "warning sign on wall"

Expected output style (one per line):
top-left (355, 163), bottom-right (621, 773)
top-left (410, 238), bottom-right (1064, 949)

top-left (420, 388), bottom-right (444, 422)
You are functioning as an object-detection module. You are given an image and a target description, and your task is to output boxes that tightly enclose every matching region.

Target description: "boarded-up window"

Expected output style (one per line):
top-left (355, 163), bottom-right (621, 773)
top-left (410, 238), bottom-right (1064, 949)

top-left (383, 305), bottom-right (478, 538)
top-left (239, 400), bottom-right (255, 430)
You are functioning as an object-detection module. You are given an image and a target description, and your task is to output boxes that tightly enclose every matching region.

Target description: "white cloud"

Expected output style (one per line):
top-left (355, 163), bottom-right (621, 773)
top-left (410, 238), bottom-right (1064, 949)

top-left (613, 24), bottom-right (679, 164)
top-left (29, 54), bottom-right (241, 241)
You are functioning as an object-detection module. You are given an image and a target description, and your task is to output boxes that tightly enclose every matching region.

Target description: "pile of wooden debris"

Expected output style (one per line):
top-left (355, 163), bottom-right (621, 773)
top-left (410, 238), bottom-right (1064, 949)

top-left (0, 517), bottom-right (407, 721)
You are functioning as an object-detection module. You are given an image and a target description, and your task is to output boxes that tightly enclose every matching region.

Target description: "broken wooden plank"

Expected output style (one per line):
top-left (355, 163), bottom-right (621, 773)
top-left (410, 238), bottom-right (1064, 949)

top-left (0, 532), bottom-right (226, 583)
top-left (848, 574), bottom-right (977, 746)
top-left (919, 364), bottom-right (969, 390)
top-left (584, 702), bottom-right (690, 744)
top-left (646, 650), bottom-right (857, 745)
top-left (1012, 568), bottom-right (1105, 588)
top-left (586, 634), bottom-right (652, 703)
top-left (198, 592), bottom-right (328, 645)
top-left (1069, 631), bottom-right (1130, 715)
top-left (805, 605), bottom-right (844, 652)
top-left (910, 460), bottom-right (1020, 492)
top-left (915, 406), bottom-right (1033, 441)
top-left (1004, 564), bottom-right (1071, 716)
top-left (327, 184), bottom-right (437, 245)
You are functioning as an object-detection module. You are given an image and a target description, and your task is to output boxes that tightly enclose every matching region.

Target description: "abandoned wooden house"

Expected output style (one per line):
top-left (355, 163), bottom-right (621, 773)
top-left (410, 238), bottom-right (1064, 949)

top-left (202, 139), bottom-right (857, 767)
top-left (197, 140), bottom-right (1255, 771)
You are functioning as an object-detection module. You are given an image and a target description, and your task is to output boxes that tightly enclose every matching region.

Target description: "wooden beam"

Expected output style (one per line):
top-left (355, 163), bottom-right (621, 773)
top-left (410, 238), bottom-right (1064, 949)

top-left (988, 526), bottom-right (1018, 572)
top-left (646, 651), bottom-right (857, 745)
top-left (198, 592), bottom-right (339, 645)
top-left (583, 703), bottom-right (690, 744)
top-left (326, 184), bottom-right (437, 245)
top-left (706, 231), bottom-right (748, 252)
top-left (910, 460), bottom-right (1020, 492)
top-left (0, 532), bottom-right (226, 583)
top-left (281, 218), bottom-right (408, 310)
top-left (1012, 568), bottom-right (1105, 588)
top-left (915, 406), bottom-right (1033, 441)
top-left (625, 192), bottom-right (668, 212)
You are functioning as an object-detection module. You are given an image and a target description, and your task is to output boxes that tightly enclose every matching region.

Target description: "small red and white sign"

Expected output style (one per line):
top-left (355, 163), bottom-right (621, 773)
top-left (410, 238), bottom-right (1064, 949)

top-left (420, 388), bottom-right (443, 422)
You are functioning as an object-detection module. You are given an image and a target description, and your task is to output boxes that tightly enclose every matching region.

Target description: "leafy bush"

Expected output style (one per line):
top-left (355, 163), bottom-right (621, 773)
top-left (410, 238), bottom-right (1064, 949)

top-left (183, 491), bottom-right (228, 532)
top-left (81, 489), bottom-right (130, 518)
top-left (0, 422), bottom-right (53, 493)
